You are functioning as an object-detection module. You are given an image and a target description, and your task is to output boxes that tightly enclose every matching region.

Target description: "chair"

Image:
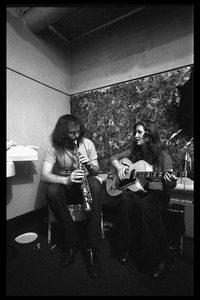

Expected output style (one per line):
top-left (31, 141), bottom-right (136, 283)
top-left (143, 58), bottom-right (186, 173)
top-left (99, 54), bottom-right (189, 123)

top-left (47, 205), bottom-right (104, 244)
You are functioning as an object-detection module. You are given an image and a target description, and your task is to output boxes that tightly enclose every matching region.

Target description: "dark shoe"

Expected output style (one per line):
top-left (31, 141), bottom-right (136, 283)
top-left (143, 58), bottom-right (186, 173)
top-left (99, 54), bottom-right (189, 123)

top-left (60, 248), bottom-right (75, 267)
top-left (168, 255), bottom-right (175, 270)
top-left (85, 248), bottom-right (101, 279)
top-left (149, 262), bottom-right (168, 280)
top-left (118, 250), bottom-right (130, 265)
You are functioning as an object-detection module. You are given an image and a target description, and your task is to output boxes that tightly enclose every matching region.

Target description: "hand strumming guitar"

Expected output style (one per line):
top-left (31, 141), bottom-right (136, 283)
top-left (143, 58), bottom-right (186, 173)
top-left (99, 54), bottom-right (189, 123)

top-left (117, 166), bottom-right (130, 181)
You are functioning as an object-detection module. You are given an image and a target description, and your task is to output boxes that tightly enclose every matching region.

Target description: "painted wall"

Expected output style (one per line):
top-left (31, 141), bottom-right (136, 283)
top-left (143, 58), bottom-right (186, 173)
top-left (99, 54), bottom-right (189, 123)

top-left (6, 8), bottom-right (70, 219)
top-left (7, 7), bottom-right (70, 94)
top-left (70, 4), bottom-right (193, 94)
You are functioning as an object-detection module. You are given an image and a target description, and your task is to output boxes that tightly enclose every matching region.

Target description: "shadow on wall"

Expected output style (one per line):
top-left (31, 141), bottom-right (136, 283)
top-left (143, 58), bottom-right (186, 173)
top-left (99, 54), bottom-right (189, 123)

top-left (34, 180), bottom-right (48, 210)
top-left (12, 161), bottom-right (37, 184)
top-left (6, 161), bottom-right (37, 206)
top-left (7, 172), bottom-right (48, 211)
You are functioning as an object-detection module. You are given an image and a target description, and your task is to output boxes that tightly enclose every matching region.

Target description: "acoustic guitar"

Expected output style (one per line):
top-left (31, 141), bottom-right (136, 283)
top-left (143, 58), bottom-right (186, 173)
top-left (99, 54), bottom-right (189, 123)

top-left (106, 158), bottom-right (192, 196)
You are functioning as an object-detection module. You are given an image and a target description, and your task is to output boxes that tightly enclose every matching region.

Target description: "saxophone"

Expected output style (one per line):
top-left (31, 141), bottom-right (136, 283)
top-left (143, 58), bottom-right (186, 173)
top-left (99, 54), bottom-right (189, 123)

top-left (73, 139), bottom-right (93, 213)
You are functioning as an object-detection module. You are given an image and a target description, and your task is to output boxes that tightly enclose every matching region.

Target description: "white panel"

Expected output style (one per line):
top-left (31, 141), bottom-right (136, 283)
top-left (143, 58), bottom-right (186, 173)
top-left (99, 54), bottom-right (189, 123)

top-left (6, 70), bottom-right (70, 219)
top-left (7, 7), bottom-right (70, 94)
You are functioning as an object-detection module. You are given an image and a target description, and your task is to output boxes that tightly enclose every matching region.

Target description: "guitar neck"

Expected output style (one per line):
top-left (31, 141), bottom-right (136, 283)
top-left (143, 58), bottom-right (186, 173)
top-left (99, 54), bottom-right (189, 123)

top-left (106, 157), bottom-right (193, 197)
top-left (135, 170), bottom-right (189, 179)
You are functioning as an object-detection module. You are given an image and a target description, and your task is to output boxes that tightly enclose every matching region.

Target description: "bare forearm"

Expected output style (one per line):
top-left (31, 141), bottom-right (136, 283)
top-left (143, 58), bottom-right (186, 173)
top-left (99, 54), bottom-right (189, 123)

top-left (110, 158), bottom-right (122, 171)
top-left (41, 173), bottom-right (70, 185)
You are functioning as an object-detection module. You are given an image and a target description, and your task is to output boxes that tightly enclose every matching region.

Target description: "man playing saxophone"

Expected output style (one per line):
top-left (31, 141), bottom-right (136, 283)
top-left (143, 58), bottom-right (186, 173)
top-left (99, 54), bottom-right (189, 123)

top-left (41, 114), bottom-right (102, 278)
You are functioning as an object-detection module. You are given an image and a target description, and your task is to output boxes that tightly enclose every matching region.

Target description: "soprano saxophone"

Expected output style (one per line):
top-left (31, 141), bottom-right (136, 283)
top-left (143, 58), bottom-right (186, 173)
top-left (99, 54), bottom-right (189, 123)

top-left (74, 139), bottom-right (93, 213)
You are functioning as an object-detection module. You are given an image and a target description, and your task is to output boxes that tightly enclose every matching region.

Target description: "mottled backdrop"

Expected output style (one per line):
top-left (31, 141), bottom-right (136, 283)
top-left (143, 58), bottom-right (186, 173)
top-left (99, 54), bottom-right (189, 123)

top-left (71, 66), bottom-right (193, 174)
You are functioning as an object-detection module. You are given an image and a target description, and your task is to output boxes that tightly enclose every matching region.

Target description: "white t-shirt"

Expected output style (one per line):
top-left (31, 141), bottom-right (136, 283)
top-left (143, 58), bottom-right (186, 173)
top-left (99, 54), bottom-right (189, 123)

top-left (43, 137), bottom-right (98, 176)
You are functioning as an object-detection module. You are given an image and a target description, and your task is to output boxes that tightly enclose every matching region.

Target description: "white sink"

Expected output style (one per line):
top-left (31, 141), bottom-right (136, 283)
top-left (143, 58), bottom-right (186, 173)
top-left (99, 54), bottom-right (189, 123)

top-left (6, 145), bottom-right (38, 161)
top-left (7, 161), bottom-right (15, 177)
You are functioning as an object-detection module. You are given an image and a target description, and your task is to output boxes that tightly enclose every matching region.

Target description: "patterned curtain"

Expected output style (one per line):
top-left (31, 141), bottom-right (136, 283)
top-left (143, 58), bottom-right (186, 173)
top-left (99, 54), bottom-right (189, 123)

top-left (71, 66), bottom-right (193, 173)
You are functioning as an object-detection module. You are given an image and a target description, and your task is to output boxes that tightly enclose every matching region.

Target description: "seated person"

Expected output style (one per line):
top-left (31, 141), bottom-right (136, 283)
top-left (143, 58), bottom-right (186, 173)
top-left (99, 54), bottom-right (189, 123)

top-left (41, 114), bottom-right (102, 279)
top-left (109, 119), bottom-right (177, 280)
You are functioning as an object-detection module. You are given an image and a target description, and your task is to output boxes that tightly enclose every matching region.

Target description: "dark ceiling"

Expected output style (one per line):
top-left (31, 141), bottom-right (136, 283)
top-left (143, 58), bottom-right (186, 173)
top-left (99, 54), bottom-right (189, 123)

top-left (22, 6), bottom-right (147, 42)
top-left (53, 6), bottom-right (146, 41)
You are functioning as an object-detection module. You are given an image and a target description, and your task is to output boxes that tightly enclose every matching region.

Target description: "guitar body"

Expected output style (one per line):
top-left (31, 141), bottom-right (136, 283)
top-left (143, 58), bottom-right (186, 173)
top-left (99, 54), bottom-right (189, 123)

top-left (106, 158), bottom-right (153, 196)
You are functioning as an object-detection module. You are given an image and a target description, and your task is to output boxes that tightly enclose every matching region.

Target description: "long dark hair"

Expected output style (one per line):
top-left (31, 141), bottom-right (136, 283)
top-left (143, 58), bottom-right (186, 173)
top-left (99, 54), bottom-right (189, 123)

top-left (132, 120), bottom-right (166, 166)
top-left (50, 114), bottom-right (85, 149)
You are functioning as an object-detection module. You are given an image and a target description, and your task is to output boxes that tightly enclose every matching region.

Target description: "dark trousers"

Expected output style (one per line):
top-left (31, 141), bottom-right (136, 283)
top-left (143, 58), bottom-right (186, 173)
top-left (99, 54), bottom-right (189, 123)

top-left (46, 176), bottom-right (102, 250)
top-left (116, 190), bottom-right (171, 267)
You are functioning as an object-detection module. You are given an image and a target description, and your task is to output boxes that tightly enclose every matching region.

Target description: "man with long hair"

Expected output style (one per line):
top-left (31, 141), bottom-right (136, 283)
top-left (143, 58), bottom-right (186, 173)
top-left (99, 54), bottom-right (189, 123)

top-left (41, 114), bottom-right (102, 279)
top-left (109, 119), bottom-right (178, 280)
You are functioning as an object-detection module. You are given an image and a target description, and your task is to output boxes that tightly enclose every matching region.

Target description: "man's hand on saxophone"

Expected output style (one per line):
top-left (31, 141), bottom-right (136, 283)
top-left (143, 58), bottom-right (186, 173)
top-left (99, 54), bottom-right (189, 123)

top-left (78, 153), bottom-right (93, 174)
top-left (69, 169), bottom-right (85, 183)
